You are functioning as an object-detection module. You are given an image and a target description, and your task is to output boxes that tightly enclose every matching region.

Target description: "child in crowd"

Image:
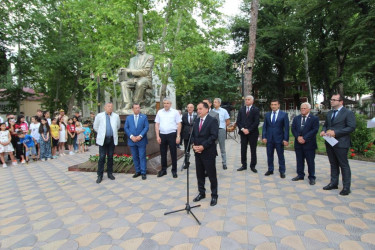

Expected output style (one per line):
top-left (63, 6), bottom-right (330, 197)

top-left (75, 121), bottom-right (85, 153)
top-left (66, 118), bottom-right (76, 155)
top-left (59, 118), bottom-right (67, 156)
top-left (15, 115), bottom-right (29, 134)
top-left (39, 118), bottom-right (52, 161)
top-left (83, 121), bottom-right (91, 151)
top-left (7, 117), bottom-right (18, 157)
top-left (29, 116), bottom-right (41, 160)
top-left (50, 118), bottom-right (60, 158)
top-left (18, 131), bottom-right (37, 163)
top-left (72, 117), bottom-right (79, 152)
top-left (43, 111), bottom-right (52, 125)
top-left (0, 123), bottom-right (17, 167)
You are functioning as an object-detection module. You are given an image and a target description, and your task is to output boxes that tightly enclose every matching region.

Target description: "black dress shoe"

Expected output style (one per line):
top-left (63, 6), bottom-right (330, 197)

top-left (280, 173), bottom-right (286, 178)
top-left (237, 166), bottom-right (247, 171)
top-left (133, 172), bottom-right (141, 178)
top-left (250, 167), bottom-right (258, 173)
top-left (108, 174), bottom-right (115, 180)
top-left (157, 170), bottom-right (167, 177)
top-left (96, 176), bottom-right (102, 184)
top-left (193, 194), bottom-right (206, 202)
top-left (172, 172), bottom-right (178, 178)
top-left (142, 174), bottom-right (147, 180)
top-left (265, 171), bottom-right (274, 176)
top-left (323, 183), bottom-right (338, 190)
top-left (183, 166), bottom-right (188, 169)
top-left (339, 188), bottom-right (351, 196)
top-left (210, 197), bottom-right (218, 206)
top-left (292, 176), bottom-right (304, 181)
top-left (309, 179), bottom-right (316, 185)
top-left (223, 164), bottom-right (227, 170)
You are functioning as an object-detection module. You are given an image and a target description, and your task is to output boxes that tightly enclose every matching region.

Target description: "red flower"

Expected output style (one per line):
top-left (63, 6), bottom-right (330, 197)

top-left (350, 149), bottom-right (355, 152)
top-left (364, 149), bottom-right (368, 152)
top-left (351, 153), bottom-right (356, 157)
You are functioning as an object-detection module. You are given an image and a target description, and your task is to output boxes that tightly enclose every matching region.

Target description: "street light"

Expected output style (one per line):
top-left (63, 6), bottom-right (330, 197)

top-left (90, 72), bottom-right (107, 113)
top-left (233, 60), bottom-right (253, 106)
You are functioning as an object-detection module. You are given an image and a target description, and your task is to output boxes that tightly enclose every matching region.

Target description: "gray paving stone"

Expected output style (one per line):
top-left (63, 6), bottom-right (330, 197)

top-left (9, 235), bottom-right (37, 249)
top-left (90, 233), bottom-right (113, 247)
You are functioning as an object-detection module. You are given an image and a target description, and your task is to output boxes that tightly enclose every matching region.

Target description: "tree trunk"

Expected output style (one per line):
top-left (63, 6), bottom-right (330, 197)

top-left (159, 0), bottom-right (172, 108)
top-left (244, 0), bottom-right (259, 97)
top-left (137, 12), bottom-right (143, 41)
top-left (303, 44), bottom-right (314, 108)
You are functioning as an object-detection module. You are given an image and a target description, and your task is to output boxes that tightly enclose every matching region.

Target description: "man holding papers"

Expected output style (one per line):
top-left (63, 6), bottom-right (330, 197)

top-left (320, 94), bottom-right (356, 195)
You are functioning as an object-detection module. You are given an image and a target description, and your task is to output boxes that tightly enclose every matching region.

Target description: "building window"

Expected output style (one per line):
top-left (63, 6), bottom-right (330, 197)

top-left (289, 102), bottom-right (294, 110)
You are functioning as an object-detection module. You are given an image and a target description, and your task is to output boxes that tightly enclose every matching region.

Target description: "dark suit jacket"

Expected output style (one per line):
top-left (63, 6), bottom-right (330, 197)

top-left (292, 114), bottom-right (319, 150)
top-left (236, 105), bottom-right (260, 135)
top-left (191, 115), bottom-right (219, 156)
top-left (124, 114), bottom-right (149, 147)
top-left (322, 107), bottom-right (356, 148)
top-left (262, 110), bottom-right (289, 143)
top-left (181, 112), bottom-right (197, 140)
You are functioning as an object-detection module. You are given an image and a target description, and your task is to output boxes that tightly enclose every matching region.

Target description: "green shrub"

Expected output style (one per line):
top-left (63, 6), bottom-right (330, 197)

top-left (351, 113), bottom-right (372, 154)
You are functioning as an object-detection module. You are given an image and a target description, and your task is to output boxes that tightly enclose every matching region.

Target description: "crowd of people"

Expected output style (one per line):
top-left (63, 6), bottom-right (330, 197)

top-left (0, 109), bottom-right (96, 167)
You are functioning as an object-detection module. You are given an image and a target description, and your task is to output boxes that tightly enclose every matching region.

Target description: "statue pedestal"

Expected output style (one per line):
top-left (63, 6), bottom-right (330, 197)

top-left (116, 115), bottom-right (184, 174)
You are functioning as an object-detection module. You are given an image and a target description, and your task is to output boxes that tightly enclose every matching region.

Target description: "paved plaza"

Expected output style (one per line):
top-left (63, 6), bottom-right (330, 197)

top-left (1, 139), bottom-right (375, 249)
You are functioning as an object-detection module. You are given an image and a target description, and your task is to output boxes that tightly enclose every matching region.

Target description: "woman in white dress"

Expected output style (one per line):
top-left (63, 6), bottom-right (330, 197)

top-left (59, 118), bottom-right (67, 156)
top-left (0, 123), bottom-right (17, 167)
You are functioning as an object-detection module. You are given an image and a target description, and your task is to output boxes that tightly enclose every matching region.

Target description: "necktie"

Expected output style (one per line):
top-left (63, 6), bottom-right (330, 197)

top-left (199, 118), bottom-right (203, 132)
top-left (189, 115), bottom-right (192, 125)
top-left (246, 107), bottom-right (249, 116)
top-left (301, 115), bottom-right (306, 128)
top-left (272, 111), bottom-right (276, 124)
top-left (331, 110), bottom-right (338, 122)
top-left (135, 115), bottom-right (138, 128)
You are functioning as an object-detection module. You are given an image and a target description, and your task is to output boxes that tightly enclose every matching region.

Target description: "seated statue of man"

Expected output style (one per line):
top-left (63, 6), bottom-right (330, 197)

top-left (118, 41), bottom-right (154, 110)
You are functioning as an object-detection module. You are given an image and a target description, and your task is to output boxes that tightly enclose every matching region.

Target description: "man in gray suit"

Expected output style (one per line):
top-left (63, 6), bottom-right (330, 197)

top-left (203, 98), bottom-right (219, 126)
top-left (320, 93), bottom-right (356, 195)
top-left (119, 41), bottom-right (154, 110)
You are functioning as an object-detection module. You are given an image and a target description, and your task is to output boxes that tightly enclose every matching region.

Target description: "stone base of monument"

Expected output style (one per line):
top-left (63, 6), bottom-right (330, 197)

top-left (68, 115), bottom-right (185, 175)
top-left (68, 150), bottom-right (184, 175)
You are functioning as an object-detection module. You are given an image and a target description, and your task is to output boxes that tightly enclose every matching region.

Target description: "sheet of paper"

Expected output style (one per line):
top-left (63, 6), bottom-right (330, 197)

top-left (323, 136), bottom-right (338, 147)
top-left (367, 118), bottom-right (375, 128)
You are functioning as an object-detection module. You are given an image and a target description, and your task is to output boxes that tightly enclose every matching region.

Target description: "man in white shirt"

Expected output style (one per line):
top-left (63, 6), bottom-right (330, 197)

top-left (155, 97), bottom-right (182, 178)
top-left (213, 98), bottom-right (230, 169)
top-left (93, 102), bottom-right (121, 184)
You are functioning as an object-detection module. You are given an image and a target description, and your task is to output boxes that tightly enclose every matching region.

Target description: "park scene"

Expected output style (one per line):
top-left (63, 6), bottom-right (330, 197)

top-left (1, 0), bottom-right (375, 249)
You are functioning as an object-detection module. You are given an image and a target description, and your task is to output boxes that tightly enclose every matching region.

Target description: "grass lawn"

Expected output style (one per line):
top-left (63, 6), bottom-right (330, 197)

top-left (257, 125), bottom-right (375, 162)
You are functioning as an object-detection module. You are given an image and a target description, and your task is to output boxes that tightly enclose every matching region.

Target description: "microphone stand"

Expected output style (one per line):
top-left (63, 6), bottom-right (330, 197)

top-left (164, 117), bottom-right (201, 225)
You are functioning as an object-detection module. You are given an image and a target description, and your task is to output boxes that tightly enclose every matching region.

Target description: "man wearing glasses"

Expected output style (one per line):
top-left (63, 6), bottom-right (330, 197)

top-left (320, 94), bottom-right (356, 195)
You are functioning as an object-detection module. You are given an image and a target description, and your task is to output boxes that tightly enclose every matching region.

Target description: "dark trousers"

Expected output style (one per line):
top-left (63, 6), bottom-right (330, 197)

top-left (295, 148), bottom-right (316, 180)
top-left (97, 136), bottom-right (115, 177)
top-left (326, 143), bottom-right (351, 189)
top-left (195, 153), bottom-right (218, 198)
top-left (160, 132), bottom-right (177, 173)
top-left (266, 141), bottom-right (286, 173)
top-left (240, 133), bottom-right (258, 168)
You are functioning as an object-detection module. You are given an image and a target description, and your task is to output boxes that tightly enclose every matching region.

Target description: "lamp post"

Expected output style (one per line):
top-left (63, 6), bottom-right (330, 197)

top-left (90, 72), bottom-right (107, 113)
top-left (233, 60), bottom-right (253, 106)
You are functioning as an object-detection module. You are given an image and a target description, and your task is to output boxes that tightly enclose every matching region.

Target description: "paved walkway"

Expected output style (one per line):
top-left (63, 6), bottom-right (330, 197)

top-left (1, 139), bottom-right (375, 250)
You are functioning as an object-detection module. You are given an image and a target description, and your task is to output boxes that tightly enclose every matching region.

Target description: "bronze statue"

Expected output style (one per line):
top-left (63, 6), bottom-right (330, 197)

top-left (118, 41), bottom-right (154, 112)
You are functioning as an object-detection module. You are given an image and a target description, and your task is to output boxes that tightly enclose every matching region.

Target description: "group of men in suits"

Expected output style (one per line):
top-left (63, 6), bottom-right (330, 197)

top-left (94, 93), bottom-right (356, 200)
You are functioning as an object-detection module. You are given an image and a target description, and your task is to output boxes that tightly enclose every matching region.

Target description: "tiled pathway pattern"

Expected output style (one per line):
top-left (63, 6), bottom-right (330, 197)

top-left (1, 139), bottom-right (375, 249)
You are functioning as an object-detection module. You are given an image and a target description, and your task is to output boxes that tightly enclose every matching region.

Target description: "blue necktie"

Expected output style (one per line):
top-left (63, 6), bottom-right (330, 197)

top-left (272, 111), bottom-right (276, 124)
top-left (331, 110), bottom-right (338, 122)
top-left (135, 115), bottom-right (138, 128)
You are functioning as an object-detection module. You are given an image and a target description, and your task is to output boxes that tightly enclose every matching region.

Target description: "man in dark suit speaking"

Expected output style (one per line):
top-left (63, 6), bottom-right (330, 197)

top-left (320, 93), bottom-right (356, 195)
top-left (291, 102), bottom-right (319, 185)
top-left (236, 95), bottom-right (260, 173)
top-left (192, 102), bottom-right (219, 206)
top-left (124, 103), bottom-right (149, 180)
top-left (262, 99), bottom-right (289, 178)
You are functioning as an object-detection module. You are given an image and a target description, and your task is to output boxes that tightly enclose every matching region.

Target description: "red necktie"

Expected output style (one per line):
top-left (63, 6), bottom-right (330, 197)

top-left (246, 107), bottom-right (249, 116)
top-left (199, 118), bottom-right (203, 132)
